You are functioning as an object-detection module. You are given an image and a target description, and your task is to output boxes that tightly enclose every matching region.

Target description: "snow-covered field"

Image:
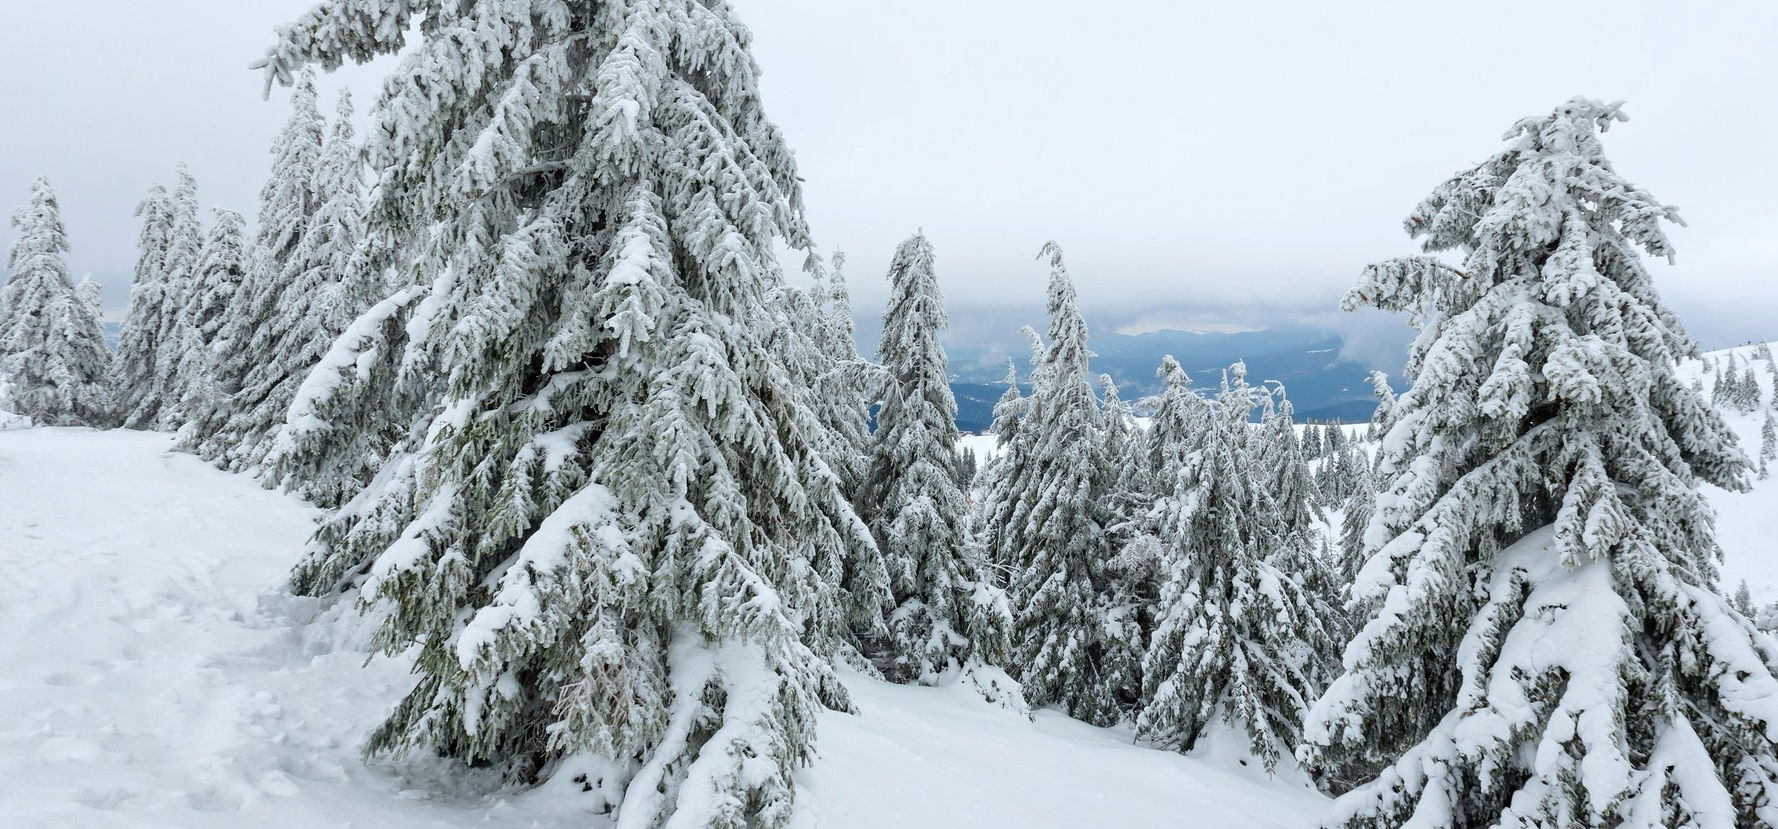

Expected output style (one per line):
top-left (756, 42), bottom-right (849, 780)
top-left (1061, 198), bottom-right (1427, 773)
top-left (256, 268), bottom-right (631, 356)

top-left (1685, 344), bottom-right (1778, 606)
top-left (0, 428), bottom-right (1326, 828)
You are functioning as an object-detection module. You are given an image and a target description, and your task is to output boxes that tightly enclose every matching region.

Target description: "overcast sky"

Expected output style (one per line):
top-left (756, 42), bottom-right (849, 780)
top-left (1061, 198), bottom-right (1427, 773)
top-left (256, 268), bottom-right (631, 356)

top-left (2, 1), bottom-right (1774, 360)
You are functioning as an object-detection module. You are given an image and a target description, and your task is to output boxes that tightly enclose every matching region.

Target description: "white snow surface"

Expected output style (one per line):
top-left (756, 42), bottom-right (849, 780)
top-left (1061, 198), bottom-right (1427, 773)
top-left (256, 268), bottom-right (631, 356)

top-left (0, 427), bottom-right (1327, 828)
top-left (1680, 343), bottom-right (1778, 606)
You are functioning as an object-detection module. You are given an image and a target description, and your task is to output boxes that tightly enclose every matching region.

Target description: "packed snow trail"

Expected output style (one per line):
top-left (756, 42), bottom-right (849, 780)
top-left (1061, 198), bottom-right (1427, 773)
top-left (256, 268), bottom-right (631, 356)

top-left (0, 427), bottom-right (1328, 827)
top-left (0, 428), bottom-right (583, 828)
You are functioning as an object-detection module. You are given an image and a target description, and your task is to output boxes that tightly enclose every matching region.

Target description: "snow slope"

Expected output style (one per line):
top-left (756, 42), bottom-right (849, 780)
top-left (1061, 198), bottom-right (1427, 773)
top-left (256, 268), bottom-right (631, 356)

top-left (0, 428), bottom-right (584, 828)
top-left (1683, 343), bottom-right (1778, 606)
top-left (0, 427), bottom-right (1326, 828)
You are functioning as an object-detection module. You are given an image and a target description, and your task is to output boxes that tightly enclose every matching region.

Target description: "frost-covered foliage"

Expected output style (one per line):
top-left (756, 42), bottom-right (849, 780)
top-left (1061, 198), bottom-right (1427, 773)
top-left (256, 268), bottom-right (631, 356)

top-left (980, 243), bottom-right (1134, 726)
top-left (807, 252), bottom-right (876, 498)
top-left (184, 73), bottom-right (325, 470)
top-left (1137, 364), bottom-right (1336, 769)
top-left (259, 2), bottom-right (881, 824)
top-left (1337, 461), bottom-right (1375, 584)
top-left (1759, 409), bottom-right (1775, 480)
top-left (169, 209), bottom-right (250, 426)
top-left (761, 252), bottom-right (889, 655)
top-left (187, 79), bottom-right (368, 494)
top-left (145, 166), bottom-right (207, 428)
top-left (113, 184), bottom-right (176, 428)
top-left (1364, 370), bottom-right (1395, 442)
top-left (1303, 98), bottom-right (1778, 827)
top-left (859, 233), bottom-right (1011, 685)
top-left (0, 179), bottom-right (112, 426)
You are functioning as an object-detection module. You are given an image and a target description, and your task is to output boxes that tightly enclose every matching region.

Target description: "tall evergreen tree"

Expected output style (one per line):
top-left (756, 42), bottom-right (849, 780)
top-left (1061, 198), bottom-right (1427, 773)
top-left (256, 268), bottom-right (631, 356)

top-left (245, 88), bottom-right (374, 499)
top-left (0, 179), bottom-right (111, 426)
top-left (259, 2), bottom-right (883, 823)
top-left (986, 242), bottom-right (1133, 725)
top-left (809, 252), bottom-right (876, 497)
top-left (227, 86), bottom-right (368, 484)
top-left (1303, 98), bottom-right (1778, 826)
top-left (1760, 408), bottom-right (1775, 481)
top-left (186, 72), bottom-right (326, 469)
top-left (972, 358), bottom-right (1032, 594)
top-left (1337, 460), bottom-right (1375, 584)
top-left (146, 165), bottom-right (205, 428)
top-left (113, 184), bottom-right (175, 428)
top-left (1138, 364), bottom-right (1334, 768)
top-left (860, 233), bottom-right (1010, 683)
top-left (1106, 357), bottom-right (1201, 659)
top-left (170, 209), bottom-right (250, 431)
top-left (1304, 419), bottom-right (1325, 458)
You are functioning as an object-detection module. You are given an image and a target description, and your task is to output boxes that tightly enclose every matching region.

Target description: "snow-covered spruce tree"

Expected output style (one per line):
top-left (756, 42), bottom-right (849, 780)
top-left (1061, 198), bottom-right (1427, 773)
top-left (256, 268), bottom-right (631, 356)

top-left (0, 179), bottom-right (112, 426)
top-left (169, 209), bottom-right (250, 433)
top-left (1250, 386), bottom-right (1344, 648)
top-left (1095, 371), bottom-right (1149, 717)
top-left (260, 2), bottom-right (886, 823)
top-left (185, 72), bottom-right (325, 469)
top-left (244, 88), bottom-right (374, 499)
top-left (987, 242), bottom-right (1134, 725)
top-left (1760, 409), bottom-right (1775, 480)
top-left (971, 357), bottom-right (1032, 590)
top-left (1336, 458), bottom-right (1375, 584)
top-left (1106, 358), bottom-right (1207, 663)
top-left (1253, 389), bottom-right (1325, 537)
top-left (1733, 581), bottom-right (1756, 616)
top-left (755, 257), bottom-right (890, 666)
top-left (220, 86), bottom-right (368, 482)
top-left (113, 184), bottom-right (176, 428)
top-left (858, 232), bottom-right (1011, 684)
top-left (1365, 370), bottom-right (1395, 442)
top-left (142, 165), bottom-right (206, 428)
top-left (808, 251), bottom-right (876, 497)
top-left (1302, 98), bottom-right (1778, 826)
top-left (1138, 364), bottom-right (1334, 768)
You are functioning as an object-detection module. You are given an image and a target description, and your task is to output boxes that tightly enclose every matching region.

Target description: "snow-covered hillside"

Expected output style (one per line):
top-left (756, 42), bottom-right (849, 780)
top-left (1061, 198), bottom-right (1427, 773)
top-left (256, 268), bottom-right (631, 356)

top-left (1683, 343), bottom-right (1778, 606)
top-left (0, 428), bottom-right (1325, 828)
top-left (3, 342), bottom-right (1771, 828)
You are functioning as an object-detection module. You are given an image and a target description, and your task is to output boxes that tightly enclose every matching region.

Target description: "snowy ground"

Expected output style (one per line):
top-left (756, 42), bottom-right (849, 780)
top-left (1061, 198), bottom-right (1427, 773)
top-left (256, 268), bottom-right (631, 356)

top-left (1683, 343), bottom-right (1778, 606)
top-left (0, 427), bottom-right (1326, 828)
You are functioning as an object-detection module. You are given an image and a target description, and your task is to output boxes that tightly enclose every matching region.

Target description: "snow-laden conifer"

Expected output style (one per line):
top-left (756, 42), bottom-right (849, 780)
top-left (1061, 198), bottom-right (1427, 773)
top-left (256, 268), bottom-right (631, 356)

top-left (169, 209), bottom-right (249, 431)
top-left (986, 242), bottom-right (1132, 725)
top-left (1251, 387), bottom-right (1344, 655)
top-left (141, 166), bottom-right (206, 428)
top-left (1303, 419), bottom-right (1325, 458)
top-left (185, 73), bottom-right (326, 469)
top-left (809, 252), bottom-right (876, 497)
top-left (1337, 460), bottom-right (1375, 584)
top-left (260, 2), bottom-right (883, 823)
top-left (0, 179), bottom-right (112, 426)
top-left (206, 87), bottom-right (367, 484)
top-left (971, 358), bottom-right (1032, 592)
top-left (113, 184), bottom-right (175, 428)
top-left (1760, 409), bottom-right (1775, 481)
top-left (859, 233), bottom-right (1011, 684)
top-left (1303, 98), bottom-right (1778, 826)
top-left (1138, 364), bottom-right (1334, 768)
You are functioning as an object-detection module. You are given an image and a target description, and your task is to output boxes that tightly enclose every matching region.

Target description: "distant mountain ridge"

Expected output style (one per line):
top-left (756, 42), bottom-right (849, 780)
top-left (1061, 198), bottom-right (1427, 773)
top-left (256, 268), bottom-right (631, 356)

top-left (943, 326), bottom-right (1385, 433)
